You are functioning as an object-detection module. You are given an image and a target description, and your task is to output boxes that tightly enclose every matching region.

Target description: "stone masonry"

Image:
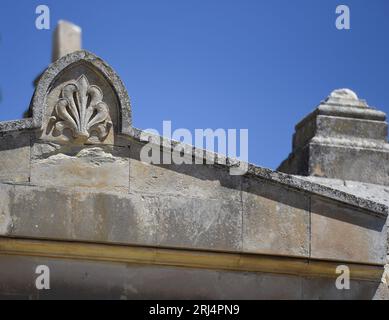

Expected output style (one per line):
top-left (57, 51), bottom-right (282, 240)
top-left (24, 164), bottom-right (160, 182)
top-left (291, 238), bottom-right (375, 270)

top-left (0, 22), bottom-right (388, 299)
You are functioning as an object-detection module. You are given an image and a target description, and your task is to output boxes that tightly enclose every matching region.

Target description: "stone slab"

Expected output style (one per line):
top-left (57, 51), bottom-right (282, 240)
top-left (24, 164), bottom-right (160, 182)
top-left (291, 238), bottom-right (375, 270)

top-left (150, 195), bottom-right (242, 251)
top-left (242, 177), bottom-right (310, 258)
top-left (0, 184), bottom-right (241, 252)
top-left (310, 196), bottom-right (387, 265)
top-left (309, 143), bottom-right (389, 186)
top-left (1, 184), bottom-right (155, 246)
top-left (129, 141), bottom-right (241, 201)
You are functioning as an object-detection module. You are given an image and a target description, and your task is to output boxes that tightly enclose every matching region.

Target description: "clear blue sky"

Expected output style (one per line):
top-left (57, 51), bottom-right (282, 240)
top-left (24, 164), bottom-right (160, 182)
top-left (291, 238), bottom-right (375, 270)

top-left (0, 0), bottom-right (388, 169)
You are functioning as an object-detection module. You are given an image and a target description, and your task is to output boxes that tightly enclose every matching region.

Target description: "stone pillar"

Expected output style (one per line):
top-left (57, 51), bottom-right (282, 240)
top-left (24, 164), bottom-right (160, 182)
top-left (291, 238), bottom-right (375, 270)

top-left (278, 89), bottom-right (389, 186)
top-left (52, 20), bottom-right (82, 62)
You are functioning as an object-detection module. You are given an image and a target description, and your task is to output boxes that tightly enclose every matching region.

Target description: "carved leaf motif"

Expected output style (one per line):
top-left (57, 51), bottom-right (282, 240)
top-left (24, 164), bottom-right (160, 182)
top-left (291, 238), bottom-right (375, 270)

top-left (50, 75), bottom-right (112, 143)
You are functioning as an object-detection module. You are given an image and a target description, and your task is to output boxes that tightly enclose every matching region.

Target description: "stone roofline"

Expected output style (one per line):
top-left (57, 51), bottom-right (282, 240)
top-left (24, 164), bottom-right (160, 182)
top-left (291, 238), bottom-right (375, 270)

top-left (0, 114), bottom-right (387, 219)
top-left (0, 49), bottom-right (387, 220)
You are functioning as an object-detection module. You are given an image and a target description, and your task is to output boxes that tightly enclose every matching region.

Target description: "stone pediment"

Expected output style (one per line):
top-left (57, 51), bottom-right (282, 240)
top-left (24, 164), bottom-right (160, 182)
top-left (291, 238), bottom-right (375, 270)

top-left (1, 50), bottom-right (132, 141)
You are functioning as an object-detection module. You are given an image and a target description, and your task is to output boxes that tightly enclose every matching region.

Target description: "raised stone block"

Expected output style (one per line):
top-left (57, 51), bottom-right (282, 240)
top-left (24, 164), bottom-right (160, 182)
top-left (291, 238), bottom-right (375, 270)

top-left (310, 196), bottom-right (387, 265)
top-left (30, 142), bottom-right (129, 192)
top-left (242, 178), bottom-right (310, 257)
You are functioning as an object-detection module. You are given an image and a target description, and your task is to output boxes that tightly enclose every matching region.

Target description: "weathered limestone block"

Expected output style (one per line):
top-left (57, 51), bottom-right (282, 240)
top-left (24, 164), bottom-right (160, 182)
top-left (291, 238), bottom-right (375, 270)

top-left (309, 144), bottom-right (389, 185)
top-left (310, 196), bottom-right (387, 265)
top-left (0, 133), bottom-right (30, 183)
top-left (30, 142), bottom-right (129, 192)
top-left (242, 177), bottom-right (310, 257)
top-left (129, 141), bottom-right (241, 201)
top-left (1, 184), bottom-right (155, 245)
top-left (292, 115), bottom-right (388, 149)
top-left (315, 115), bottom-right (387, 141)
top-left (150, 195), bottom-right (242, 251)
top-left (1, 184), bottom-right (241, 252)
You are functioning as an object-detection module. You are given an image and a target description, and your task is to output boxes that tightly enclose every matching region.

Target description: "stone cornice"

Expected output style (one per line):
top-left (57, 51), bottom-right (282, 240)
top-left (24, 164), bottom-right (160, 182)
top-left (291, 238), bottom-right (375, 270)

top-left (0, 237), bottom-right (384, 281)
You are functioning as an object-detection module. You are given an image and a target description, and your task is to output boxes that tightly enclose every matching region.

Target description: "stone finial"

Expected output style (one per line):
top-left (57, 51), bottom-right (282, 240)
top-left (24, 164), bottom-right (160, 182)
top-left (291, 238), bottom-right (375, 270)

top-left (329, 88), bottom-right (358, 100)
top-left (278, 89), bottom-right (389, 186)
top-left (52, 20), bottom-right (82, 62)
top-left (325, 88), bottom-right (367, 107)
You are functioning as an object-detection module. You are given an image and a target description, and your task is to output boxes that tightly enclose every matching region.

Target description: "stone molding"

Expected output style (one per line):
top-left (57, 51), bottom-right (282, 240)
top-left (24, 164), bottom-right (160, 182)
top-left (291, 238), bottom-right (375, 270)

top-left (0, 237), bottom-right (383, 282)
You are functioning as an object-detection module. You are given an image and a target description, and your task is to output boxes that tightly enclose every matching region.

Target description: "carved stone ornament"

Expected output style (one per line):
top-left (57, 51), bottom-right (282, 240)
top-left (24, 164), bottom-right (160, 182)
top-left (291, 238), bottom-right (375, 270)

top-left (49, 75), bottom-right (112, 143)
top-left (30, 50), bottom-right (132, 145)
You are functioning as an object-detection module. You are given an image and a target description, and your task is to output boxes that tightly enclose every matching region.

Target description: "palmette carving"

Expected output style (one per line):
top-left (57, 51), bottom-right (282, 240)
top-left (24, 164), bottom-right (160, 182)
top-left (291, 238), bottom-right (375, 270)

top-left (49, 75), bottom-right (112, 143)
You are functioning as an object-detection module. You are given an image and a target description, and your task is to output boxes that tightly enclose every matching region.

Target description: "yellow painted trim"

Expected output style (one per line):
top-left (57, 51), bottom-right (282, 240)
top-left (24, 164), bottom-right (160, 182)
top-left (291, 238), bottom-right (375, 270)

top-left (0, 237), bottom-right (383, 281)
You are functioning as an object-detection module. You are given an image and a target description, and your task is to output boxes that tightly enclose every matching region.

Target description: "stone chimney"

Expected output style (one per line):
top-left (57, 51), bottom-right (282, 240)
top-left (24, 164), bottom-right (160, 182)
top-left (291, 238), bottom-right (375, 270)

top-left (52, 20), bottom-right (82, 62)
top-left (278, 89), bottom-right (389, 186)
